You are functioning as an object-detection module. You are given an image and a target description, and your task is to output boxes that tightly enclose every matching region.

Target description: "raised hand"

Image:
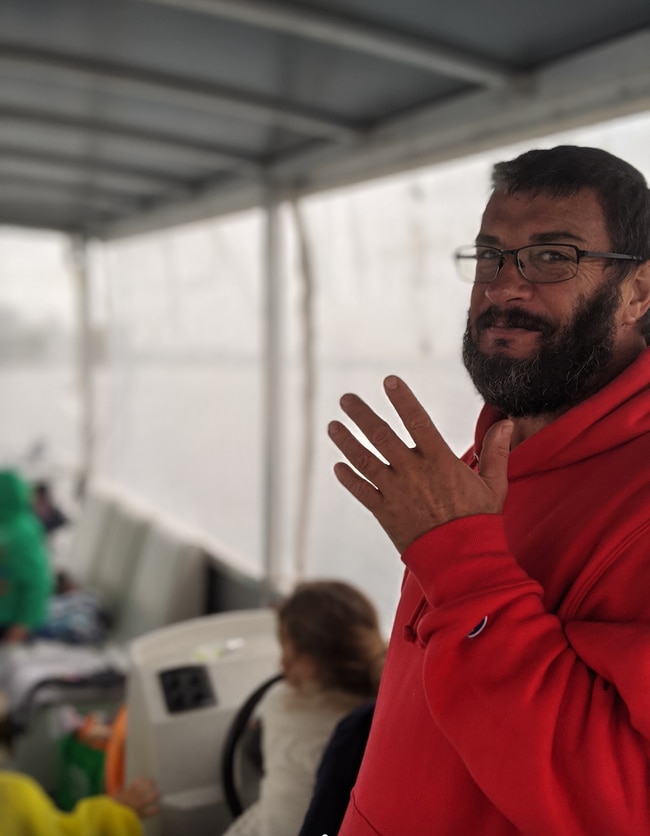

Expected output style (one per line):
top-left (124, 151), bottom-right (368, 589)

top-left (328, 376), bottom-right (513, 553)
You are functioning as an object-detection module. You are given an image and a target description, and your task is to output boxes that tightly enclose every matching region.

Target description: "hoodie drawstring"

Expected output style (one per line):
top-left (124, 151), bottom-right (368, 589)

top-left (402, 597), bottom-right (427, 643)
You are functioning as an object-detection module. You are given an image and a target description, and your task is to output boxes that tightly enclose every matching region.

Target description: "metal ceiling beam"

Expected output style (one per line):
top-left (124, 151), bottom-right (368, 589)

top-left (0, 145), bottom-right (193, 192)
top-left (0, 106), bottom-right (261, 173)
top-left (103, 174), bottom-right (267, 239)
top-left (0, 210), bottom-right (79, 234)
top-left (0, 45), bottom-right (360, 143)
top-left (269, 28), bottom-right (650, 191)
top-left (139, 0), bottom-right (518, 88)
top-left (0, 202), bottom-right (118, 237)
top-left (0, 177), bottom-right (140, 215)
top-left (0, 159), bottom-right (155, 199)
top-left (102, 29), bottom-right (650, 240)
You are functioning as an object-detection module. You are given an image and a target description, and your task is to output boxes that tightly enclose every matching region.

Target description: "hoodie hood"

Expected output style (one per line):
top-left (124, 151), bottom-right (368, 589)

top-left (473, 348), bottom-right (650, 480)
top-left (0, 470), bottom-right (32, 524)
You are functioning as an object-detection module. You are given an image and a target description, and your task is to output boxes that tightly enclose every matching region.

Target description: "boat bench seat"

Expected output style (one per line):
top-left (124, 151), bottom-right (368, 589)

top-left (0, 485), bottom-right (207, 774)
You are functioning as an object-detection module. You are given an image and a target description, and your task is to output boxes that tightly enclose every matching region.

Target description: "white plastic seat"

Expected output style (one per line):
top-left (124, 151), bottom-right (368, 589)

top-left (88, 502), bottom-right (150, 619)
top-left (126, 609), bottom-right (280, 836)
top-left (111, 519), bottom-right (206, 644)
top-left (58, 487), bottom-right (120, 586)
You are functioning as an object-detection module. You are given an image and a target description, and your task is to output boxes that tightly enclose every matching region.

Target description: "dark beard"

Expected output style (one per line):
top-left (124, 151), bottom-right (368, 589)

top-left (462, 277), bottom-right (621, 417)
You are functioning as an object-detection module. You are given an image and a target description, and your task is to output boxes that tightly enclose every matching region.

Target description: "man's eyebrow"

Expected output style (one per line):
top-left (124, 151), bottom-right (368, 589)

top-left (474, 231), bottom-right (587, 245)
top-left (529, 231), bottom-right (586, 244)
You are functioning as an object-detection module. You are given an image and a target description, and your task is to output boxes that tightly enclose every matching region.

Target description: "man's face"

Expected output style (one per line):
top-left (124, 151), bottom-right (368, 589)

top-left (462, 188), bottom-right (633, 417)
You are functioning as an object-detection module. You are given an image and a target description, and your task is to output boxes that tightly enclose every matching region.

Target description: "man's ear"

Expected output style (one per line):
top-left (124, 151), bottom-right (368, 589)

top-left (622, 261), bottom-right (650, 326)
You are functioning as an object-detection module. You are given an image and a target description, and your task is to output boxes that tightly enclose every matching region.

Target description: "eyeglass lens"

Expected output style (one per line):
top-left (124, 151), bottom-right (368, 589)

top-left (458, 245), bottom-right (579, 283)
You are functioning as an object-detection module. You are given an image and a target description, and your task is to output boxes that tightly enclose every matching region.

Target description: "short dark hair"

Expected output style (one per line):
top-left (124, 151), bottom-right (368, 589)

top-left (277, 579), bottom-right (385, 698)
top-left (491, 145), bottom-right (650, 338)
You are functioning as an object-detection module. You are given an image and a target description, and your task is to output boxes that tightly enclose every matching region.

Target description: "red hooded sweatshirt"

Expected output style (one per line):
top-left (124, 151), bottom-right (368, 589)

top-left (339, 348), bottom-right (650, 836)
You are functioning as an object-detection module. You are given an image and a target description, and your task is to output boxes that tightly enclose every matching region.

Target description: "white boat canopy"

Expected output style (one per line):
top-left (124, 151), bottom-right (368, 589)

top-left (0, 0), bottom-right (648, 239)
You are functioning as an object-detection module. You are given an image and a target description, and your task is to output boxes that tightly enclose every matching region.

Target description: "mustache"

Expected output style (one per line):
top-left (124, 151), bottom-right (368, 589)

top-left (474, 306), bottom-right (555, 336)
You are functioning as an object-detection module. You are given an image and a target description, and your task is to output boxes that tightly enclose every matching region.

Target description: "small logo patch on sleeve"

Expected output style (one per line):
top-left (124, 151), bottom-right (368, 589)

top-left (467, 615), bottom-right (488, 638)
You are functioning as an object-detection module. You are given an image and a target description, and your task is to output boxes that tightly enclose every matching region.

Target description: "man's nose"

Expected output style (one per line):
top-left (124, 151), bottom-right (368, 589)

top-left (484, 253), bottom-right (533, 304)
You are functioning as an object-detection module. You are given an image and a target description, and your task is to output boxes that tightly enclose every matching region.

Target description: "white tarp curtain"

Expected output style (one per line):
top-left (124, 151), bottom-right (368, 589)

top-left (91, 160), bottom-right (488, 626)
top-left (1, 111), bottom-right (648, 630)
top-left (0, 230), bottom-right (77, 484)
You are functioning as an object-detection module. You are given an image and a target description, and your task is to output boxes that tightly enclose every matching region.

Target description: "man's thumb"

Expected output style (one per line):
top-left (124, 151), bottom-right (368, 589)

top-left (478, 420), bottom-right (513, 506)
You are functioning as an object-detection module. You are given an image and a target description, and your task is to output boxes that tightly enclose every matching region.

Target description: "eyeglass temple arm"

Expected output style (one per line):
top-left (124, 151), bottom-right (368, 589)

top-left (580, 250), bottom-right (642, 261)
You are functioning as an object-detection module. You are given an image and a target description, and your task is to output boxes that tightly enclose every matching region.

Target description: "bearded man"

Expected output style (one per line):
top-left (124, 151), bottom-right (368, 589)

top-left (328, 145), bottom-right (650, 835)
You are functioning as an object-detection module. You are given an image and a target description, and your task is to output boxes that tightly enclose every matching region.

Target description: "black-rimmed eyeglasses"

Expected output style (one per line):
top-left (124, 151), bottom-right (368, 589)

top-left (454, 243), bottom-right (642, 284)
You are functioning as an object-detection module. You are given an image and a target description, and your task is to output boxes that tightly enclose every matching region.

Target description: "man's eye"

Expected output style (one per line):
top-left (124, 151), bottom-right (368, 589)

top-left (476, 248), bottom-right (499, 260)
top-left (537, 248), bottom-right (572, 262)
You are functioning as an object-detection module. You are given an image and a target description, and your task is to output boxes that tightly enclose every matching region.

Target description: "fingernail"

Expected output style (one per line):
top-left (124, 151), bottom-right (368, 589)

top-left (384, 375), bottom-right (399, 390)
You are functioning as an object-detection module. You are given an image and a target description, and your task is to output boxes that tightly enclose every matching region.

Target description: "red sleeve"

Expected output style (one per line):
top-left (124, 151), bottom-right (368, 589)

top-left (403, 514), bottom-right (650, 835)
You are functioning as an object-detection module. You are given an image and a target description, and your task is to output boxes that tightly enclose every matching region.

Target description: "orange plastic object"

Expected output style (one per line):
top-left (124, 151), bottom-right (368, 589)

top-left (104, 705), bottom-right (127, 794)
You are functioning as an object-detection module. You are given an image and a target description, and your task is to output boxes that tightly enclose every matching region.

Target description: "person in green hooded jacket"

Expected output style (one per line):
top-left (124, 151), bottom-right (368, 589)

top-left (0, 469), bottom-right (53, 643)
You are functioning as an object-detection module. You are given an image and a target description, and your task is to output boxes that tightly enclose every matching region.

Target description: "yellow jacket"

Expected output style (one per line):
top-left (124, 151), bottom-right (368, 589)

top-left (0, 772), bottom-right (141, 836)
